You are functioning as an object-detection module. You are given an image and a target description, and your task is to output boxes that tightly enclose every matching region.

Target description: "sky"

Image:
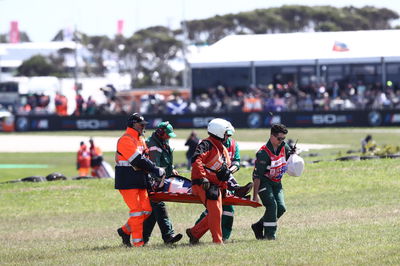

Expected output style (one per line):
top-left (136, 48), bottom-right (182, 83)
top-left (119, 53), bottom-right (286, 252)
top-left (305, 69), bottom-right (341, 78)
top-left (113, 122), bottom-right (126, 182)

top-left (1, 0), bottom-right (400, 42)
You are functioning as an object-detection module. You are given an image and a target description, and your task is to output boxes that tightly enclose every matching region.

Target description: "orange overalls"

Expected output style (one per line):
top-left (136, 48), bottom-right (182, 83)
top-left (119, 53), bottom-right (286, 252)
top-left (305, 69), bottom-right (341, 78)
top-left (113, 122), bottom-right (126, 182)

top-left (189, 137), bottom-right (231, 244)
top-left (77, 144), bottom-right (91, 176)
top-left (115, 127), bottom-right (153, 247)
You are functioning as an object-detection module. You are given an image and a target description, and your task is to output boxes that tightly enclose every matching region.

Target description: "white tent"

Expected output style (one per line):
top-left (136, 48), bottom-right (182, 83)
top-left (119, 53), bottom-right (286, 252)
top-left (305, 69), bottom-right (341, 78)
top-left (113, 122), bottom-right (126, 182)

top-left (0, 41), bottom-right (84, 69)
top-left (0, 47), bottom-right (6, 56)
top-left (188, 30), bottom-right (400, 68)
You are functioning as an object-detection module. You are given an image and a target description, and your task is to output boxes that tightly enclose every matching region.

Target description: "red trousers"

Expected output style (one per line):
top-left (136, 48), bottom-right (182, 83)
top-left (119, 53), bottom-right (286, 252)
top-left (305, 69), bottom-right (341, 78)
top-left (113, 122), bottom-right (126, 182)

top-left (189, 184), bottom-right (223, 244)
top-left (119, 189), bottom-right (152, 247)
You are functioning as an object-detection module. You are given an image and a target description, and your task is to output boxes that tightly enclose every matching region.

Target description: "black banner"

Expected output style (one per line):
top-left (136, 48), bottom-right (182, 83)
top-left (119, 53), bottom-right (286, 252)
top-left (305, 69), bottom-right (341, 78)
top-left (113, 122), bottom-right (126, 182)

top-left (14, 110), bottom-right (400, 131)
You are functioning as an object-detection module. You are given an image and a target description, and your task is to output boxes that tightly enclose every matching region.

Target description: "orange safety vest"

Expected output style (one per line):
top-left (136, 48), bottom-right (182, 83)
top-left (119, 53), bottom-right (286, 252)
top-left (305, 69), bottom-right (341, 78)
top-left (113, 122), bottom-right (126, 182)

top-left (115, 127), bottom-right (149, 189)
top-left (77, 145), bottom-right (91, 168)
top-left (90, 145), bottom-right (103, 157)
top-left (192, 137), bottom-right (231, 189)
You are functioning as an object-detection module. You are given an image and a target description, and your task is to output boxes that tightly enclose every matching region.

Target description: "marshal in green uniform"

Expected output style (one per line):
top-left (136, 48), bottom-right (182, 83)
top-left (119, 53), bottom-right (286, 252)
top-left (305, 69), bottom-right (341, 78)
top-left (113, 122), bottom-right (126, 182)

top-left (143, 121), bottom-right (182, 244)
top-left (251, 123), bottom-right (294, 240)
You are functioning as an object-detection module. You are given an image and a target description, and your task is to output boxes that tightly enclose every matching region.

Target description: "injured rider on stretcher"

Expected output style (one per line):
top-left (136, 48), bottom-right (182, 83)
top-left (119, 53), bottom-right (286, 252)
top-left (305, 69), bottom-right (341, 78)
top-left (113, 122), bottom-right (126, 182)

top-left (149, 174), bottom-right (253, 199)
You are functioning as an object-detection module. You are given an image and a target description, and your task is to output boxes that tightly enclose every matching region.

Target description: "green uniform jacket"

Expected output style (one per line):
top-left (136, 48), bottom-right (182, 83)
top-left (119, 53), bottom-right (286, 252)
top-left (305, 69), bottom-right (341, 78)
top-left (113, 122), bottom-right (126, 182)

top-left (146, 133), bottom-right (174, 176)
top-left (224, 137), bottom-right (240, 170)
top-left (252, 140), bottom-right (291, 181)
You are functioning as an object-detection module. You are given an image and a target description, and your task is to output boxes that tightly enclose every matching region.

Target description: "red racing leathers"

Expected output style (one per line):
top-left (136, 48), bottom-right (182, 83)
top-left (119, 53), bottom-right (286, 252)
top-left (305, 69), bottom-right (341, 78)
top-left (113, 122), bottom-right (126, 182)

top-left (189, 136), bottom-right (231, 244)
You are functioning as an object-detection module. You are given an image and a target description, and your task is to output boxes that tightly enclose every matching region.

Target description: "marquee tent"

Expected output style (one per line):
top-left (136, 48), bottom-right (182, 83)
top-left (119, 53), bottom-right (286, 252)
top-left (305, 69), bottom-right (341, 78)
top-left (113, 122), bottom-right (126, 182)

top-left (188, 30), bottom-right (400, 68)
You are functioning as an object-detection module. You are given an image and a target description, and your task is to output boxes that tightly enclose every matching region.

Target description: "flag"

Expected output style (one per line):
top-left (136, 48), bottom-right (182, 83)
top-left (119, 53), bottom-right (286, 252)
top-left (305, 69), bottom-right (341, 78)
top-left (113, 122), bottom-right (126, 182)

top-left (332, 41), bottom-right (349, 52)
top-left (10, 21), bottom-right (20, 43)
top-left (117, 20), bottom-right (124, 35)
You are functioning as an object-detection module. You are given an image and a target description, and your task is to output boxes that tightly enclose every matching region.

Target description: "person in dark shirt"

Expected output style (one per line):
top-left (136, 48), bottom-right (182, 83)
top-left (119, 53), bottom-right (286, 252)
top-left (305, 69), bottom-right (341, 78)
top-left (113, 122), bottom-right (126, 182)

top-left (184, 131), bottom-right (200, 170)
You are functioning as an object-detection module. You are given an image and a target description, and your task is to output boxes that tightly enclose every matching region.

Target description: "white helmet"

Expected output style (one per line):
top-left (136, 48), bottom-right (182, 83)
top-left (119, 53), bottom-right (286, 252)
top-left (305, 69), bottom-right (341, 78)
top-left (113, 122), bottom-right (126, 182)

top-left (207, 118), bottom-right (232, 139)
top-left (287, 154), bottom-right (305, 177)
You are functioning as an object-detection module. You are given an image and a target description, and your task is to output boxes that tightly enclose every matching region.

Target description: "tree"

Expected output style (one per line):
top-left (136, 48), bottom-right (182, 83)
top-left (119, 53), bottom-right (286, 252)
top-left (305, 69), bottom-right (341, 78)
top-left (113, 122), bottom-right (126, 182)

top-left (122, 26), bottom-right (182, 87)
top-left (17, 55), bottom-right (66, 77)
top-left (0, 32), bottom-right (30, 43)
top-left (82, 35), bottom-right (113, 75)
top-left (184, 5), bottom-right (399, 45)
top-left (0, 34), bottom-right (7, 43)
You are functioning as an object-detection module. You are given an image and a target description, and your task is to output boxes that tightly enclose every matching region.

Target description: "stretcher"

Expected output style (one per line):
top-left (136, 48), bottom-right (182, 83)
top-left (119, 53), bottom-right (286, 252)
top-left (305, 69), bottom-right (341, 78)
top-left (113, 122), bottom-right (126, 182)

top-left (93, 161), bottom-right (115, 178)
top-left (149, 191), bottom-right (262, 208)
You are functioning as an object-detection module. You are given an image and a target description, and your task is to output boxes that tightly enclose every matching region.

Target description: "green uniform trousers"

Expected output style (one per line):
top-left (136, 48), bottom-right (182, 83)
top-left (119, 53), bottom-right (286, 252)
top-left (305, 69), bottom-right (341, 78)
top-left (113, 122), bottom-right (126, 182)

top-left (143, 201), bottom-right (174, 243)
top-left (255, 178), bottom-right (286, 239)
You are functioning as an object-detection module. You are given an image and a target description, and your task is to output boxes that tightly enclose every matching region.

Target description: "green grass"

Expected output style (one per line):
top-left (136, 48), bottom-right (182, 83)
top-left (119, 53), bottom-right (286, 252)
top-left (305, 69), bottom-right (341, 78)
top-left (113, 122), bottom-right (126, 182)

top-left (0, 128), bottom-right (400, 265)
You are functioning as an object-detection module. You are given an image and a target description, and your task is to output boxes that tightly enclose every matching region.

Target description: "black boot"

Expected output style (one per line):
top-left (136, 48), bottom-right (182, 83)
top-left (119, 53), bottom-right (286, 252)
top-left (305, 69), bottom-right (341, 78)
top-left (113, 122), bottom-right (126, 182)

top-left (164, 233), bottom-right (183, 244)
top-left (251, 222), bottom-right (263, 240)
top-left (233, 182), bottom-right (253, 198)
top-left (186, 228), bottom-right (199, 245)
top-left (117, 228), bottom-right (132, 247)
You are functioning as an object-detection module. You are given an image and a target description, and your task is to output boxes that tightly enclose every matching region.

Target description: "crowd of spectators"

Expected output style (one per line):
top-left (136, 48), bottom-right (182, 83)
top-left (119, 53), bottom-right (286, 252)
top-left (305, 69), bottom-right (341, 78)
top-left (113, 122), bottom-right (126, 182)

top-left (12, 81), bottom-right (400, 116)
top-left (136, 81), bottom-right (400, 115)
top-left (15, 85), bottom-right (120, 116)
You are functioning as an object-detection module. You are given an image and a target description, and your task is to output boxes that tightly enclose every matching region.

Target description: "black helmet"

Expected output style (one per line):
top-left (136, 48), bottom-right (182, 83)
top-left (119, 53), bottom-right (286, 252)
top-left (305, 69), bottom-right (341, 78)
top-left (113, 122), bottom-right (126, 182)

top-left (127, 113), bottom-right (148, 128)
top-left (46, 172), bottom-right (67, 181)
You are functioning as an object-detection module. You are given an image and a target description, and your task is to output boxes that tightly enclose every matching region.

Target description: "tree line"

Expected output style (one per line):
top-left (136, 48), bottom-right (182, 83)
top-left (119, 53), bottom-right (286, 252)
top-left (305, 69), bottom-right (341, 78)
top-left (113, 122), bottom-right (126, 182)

top-left (2, 5), bottom-right (399, 87)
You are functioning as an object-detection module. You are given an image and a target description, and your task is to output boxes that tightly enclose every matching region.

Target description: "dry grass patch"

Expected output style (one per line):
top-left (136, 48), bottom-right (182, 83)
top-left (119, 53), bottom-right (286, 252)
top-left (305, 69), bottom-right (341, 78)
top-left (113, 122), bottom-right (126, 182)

top-left (6, 184), bottom-right (88, 193)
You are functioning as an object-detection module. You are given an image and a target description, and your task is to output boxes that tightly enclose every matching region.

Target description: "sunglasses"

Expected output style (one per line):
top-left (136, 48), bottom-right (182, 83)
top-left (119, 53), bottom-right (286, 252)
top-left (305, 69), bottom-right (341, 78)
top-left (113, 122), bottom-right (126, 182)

top-left (273, 134), bottom-right (286, 141)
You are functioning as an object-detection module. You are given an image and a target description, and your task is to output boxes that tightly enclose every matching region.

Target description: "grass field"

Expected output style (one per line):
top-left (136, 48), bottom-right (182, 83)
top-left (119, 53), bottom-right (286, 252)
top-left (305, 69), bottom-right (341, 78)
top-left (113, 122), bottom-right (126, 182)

top-left (0, 128), bottom-right (400, 265)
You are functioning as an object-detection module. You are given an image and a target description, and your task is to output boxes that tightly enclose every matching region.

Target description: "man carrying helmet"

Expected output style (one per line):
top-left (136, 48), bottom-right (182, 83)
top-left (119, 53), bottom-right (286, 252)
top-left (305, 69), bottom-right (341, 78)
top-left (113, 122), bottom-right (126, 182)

top-left (186, 118), bottom-right (233, 244)
top-left (143, 121), bottom-right (183, 245)
top-left (115, 113), bottom-right (166, 247)
top-left (251, 123), bottom-right (295, 240)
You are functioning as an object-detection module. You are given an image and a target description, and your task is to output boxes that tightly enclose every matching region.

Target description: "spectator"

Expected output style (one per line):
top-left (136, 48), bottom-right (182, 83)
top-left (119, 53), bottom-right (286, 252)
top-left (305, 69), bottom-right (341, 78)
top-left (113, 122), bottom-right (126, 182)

top-left (101, 84), bottom-right (117, 100)
top-left (242, 93), bottom-right (263, 112)
top-left (195, 93), bottom-right (212, 113)
top-left (184, 131), bottom-right (200, 170)
top-left (74, 93), bottom-right (85, 116)
top-left (166, 95), bottom-right (189, 114)
top-left (86, 96), bottom-right (97, 115)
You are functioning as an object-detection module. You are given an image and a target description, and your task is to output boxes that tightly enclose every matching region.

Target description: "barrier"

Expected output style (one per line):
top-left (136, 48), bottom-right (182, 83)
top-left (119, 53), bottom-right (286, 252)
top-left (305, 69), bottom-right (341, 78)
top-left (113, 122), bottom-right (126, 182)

top-left (13, 110), bottom-right (400, 131)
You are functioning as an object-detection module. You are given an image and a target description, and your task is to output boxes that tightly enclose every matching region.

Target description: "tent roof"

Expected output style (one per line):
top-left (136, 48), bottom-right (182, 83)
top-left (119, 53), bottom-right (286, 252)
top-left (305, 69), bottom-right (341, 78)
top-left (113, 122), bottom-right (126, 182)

top-left (0, 41), bottom-right (80, 68)
top-left (188, 30), bottom-right (400, 68)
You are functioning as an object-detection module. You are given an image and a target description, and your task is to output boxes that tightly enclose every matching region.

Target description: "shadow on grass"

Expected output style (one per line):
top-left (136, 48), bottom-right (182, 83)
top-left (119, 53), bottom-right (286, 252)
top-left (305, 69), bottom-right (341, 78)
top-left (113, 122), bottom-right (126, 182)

top-left (81, 242), bottom-right (188, 252)
top-left (90, 244), bottom-right (121, 251)
top-left (70, 236), bottom-right (262, 253)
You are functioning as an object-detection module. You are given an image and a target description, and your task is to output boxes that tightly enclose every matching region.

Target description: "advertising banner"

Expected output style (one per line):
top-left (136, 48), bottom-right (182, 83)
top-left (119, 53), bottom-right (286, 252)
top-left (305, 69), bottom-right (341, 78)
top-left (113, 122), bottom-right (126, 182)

top-left (14, 110), bottom-right (400, 131)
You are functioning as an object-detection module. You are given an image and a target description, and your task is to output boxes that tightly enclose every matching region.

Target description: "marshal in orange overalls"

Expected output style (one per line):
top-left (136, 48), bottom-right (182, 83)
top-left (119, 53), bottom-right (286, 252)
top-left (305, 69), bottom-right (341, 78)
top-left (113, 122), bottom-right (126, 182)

top-left (188, 136), bottom-right (231, 244)
top-left (115, 114), bottom-right (165, 247)
top-left (77, 142), bottom-right (90, 176)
